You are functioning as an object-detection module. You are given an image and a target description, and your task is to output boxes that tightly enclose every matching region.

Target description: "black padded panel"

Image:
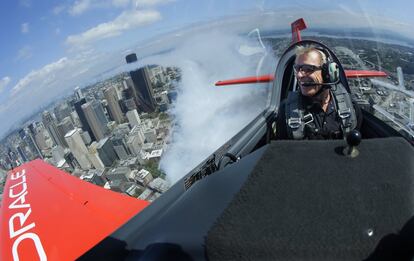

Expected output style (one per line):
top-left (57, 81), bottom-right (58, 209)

top-left (206, 137), bottom-right (414, 261)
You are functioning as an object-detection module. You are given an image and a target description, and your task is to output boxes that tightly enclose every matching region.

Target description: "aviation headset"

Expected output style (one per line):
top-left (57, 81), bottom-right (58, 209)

top-left (314, 47), bottom-right (340, 84)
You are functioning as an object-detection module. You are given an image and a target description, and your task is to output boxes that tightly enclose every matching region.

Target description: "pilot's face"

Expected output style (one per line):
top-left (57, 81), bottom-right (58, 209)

top-left (295, 51), bottom-right (324, 97)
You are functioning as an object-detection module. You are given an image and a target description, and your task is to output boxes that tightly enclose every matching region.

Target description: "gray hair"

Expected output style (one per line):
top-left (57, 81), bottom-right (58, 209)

top-left (295, 46), bottom-right (327, 65)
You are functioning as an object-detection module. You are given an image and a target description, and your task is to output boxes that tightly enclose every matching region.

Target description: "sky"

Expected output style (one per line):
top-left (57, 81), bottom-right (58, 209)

top-left (1, 0), bottom-right (414, 138)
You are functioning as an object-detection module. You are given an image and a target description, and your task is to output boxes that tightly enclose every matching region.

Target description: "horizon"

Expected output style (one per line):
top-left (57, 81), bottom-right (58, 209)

top-left (2, 1), bottom-right (414, 138)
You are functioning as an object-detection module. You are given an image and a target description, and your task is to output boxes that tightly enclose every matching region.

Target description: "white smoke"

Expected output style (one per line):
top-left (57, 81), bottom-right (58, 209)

top-left (140, 28), bottom-right (275, 183)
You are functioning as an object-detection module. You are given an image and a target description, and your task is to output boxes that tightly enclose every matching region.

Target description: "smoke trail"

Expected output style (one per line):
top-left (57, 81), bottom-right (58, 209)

top-left (141, 29), bottom-right (275, 183)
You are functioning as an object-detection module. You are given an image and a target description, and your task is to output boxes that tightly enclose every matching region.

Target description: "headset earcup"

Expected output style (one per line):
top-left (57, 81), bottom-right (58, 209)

top-left (321, 63), bottom-right (329, 82)
top-left (328, 62), bottom-right (339, 82)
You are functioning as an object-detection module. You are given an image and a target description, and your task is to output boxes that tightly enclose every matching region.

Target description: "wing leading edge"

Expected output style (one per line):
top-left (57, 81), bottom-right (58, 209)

top-left (215, 70), bottom-right (387, 86)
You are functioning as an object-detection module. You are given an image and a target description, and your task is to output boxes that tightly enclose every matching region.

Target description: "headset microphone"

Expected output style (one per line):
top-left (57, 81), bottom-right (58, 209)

top-left (300, 80), bottom-right (339, 87)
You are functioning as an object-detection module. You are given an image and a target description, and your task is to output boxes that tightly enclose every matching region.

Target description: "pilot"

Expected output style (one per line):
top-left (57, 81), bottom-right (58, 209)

top-left (276, 46), bottom-right (362, 140)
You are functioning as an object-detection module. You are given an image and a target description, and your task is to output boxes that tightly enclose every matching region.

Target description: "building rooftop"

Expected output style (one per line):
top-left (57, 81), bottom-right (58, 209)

top-left (97, 137), bottom-right (109, 148)
top-left (148, 177), bottom-right (169, 193)
top-left (64, 128), bottom-right (78, 138)
top-left (137, 188), bottom-right (153, 200)
top-left (148, 149), bottom-right (162, 159)
top-left (138, 169), bottom-right (151, 179)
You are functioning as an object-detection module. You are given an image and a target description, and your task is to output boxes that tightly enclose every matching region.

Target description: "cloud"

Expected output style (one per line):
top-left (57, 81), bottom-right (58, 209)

top-left (52, 5), bottom-right (66, 15)
top-left (21, 23), bottom-right (29, 34)
top-left (69, 0), bottom-right (92, 16)
top-left (0, 48), bottom-right (126, 138)
top-left (67, 0), bottom-right (173, 16)
top-left (11, 57), bottom-right (69, 96)
top-left (112, 0), bottom-right (131, 7)
top-left (134, 0), bottom-right (174, 8)
top-left (0, 77), bottom-right (11, 93)
top-left (15, 46), bottom-right (33, 61)
top-left (66, 9), bottom-right (161, 47)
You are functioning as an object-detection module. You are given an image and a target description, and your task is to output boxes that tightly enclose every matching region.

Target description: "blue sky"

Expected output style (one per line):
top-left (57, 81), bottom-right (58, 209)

top-left (0, 0), bottom-right (414, 138)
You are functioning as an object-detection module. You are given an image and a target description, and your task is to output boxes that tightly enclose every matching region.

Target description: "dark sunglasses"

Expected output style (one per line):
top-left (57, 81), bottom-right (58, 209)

top-left (294, 64), bottom-right (322, 74)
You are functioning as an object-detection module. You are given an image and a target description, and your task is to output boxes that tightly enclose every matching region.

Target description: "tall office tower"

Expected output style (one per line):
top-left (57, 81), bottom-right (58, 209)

top-left (88, 142), bottom-right (105, 171)
top-left (71, 111), bottom-right (82, 127)
top-left (82, 100), bottom-right (110, 141)
top-left (16, 143), bottom-right (28, 162)
top-left (104, 86), bottom-right (125, 124)
top-left (51, 146), bottom-right (66, 166)
top-left (127, 125), bottom-right (146, 155)
top-left (42, 111), bottom-right (67, 147)
top-left (54, 102), bottom-right (72, 122)
top-left (74, 86), bottom-right (84, 100)
top-left (7, 148), bottom-right (19, 167)
top-left (120, 85), bottom-right (137, 113)
top-left (19, 127), bottom-right (43, 159)
top-left (130, 125), bottom-right (146, 144)
top-left (112, 135), bottom-right (130, 160)
top-left (34, 130), bottom-right (48, 150)
top-left (65, 128), bottom-right (91, 170)
top-left (123, 98), bottom-right (137, 112)
top-left (80, 131), bottom-right (92, 145)
top-left (64, 152), bottom-right (79, 171)
top-left (28, 122), bottom-right (37, 136)
top-left (96, 138), bottom-right (118, 167)
top-left (126, 109), bottom-right (141, 128)
top-left (57, 117), bottom-right (75, 140)
top-left (125, 53), bottom-right (138, 64)
top-left (129, 67), bottom-right (156, 113)
top-left (74, 98), bottom-right (95, 141)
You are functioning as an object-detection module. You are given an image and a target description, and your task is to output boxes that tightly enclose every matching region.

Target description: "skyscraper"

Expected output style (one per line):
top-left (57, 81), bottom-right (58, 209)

top-left (65, 128), bottom-right (91, 170)
top-left (88, 142), bottom-right (106, 171)
top-left (126, 109), bottom-right (141, 128)
top-left (42, 111), bottom-right (67, 147)
top-left (96, 138), bottom-right (118, 167)
top-left (74, 86), bottom-right (84, 100)
top-left (54, 102), bottom-right (72, 122)
top-left (57, 117), bottom-right (74, 146)
top-left (16, 143), bottom-right (28, 162)
top-left (19, 127), bottom-right (43, 159)
top-left (129, 67), bottom-right (156, 113)
top-left (82, 100), bottom-right (109, 141)
top-left (74, 98), bottom-right (96, 141)
top-left (112, 135), bottom-right (130, 160)
top-left (104, 86), bottom-right (125, 124)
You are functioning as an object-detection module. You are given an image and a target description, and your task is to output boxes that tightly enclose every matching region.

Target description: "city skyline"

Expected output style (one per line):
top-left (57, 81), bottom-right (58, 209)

top-left (0, 61), bottom-right (176, 205)
top-left (1, 1), bottom-right (414, 137)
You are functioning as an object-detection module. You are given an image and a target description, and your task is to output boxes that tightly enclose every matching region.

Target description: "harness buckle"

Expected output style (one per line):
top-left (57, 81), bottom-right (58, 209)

top-left (303, 113), bottom-right (314, 125)
top-left (288, 118), bottom-right (301, 129)
top-left (338, 108), bottom-right (351, 119)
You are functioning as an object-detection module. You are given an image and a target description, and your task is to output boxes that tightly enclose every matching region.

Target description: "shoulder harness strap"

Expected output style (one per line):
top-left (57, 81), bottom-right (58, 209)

top-left (285, 92), bottom-right (314, 139)
top-left (331, 84), bottom-right (357, 136)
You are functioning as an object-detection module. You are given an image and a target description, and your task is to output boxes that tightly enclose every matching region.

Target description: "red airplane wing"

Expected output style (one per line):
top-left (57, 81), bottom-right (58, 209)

top-left (215, 70), bottom-right (387, 86)
top-left (215, 75), bottom-right (275, 86)
top-left (344, 70), bottom-right (388, 78)
top-left (0, 159), bottom-right (149, 261)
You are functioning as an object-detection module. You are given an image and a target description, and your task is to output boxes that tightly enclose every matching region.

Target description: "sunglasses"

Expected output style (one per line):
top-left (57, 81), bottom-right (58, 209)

top-left (294, 64), bottom-right (322, 74)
